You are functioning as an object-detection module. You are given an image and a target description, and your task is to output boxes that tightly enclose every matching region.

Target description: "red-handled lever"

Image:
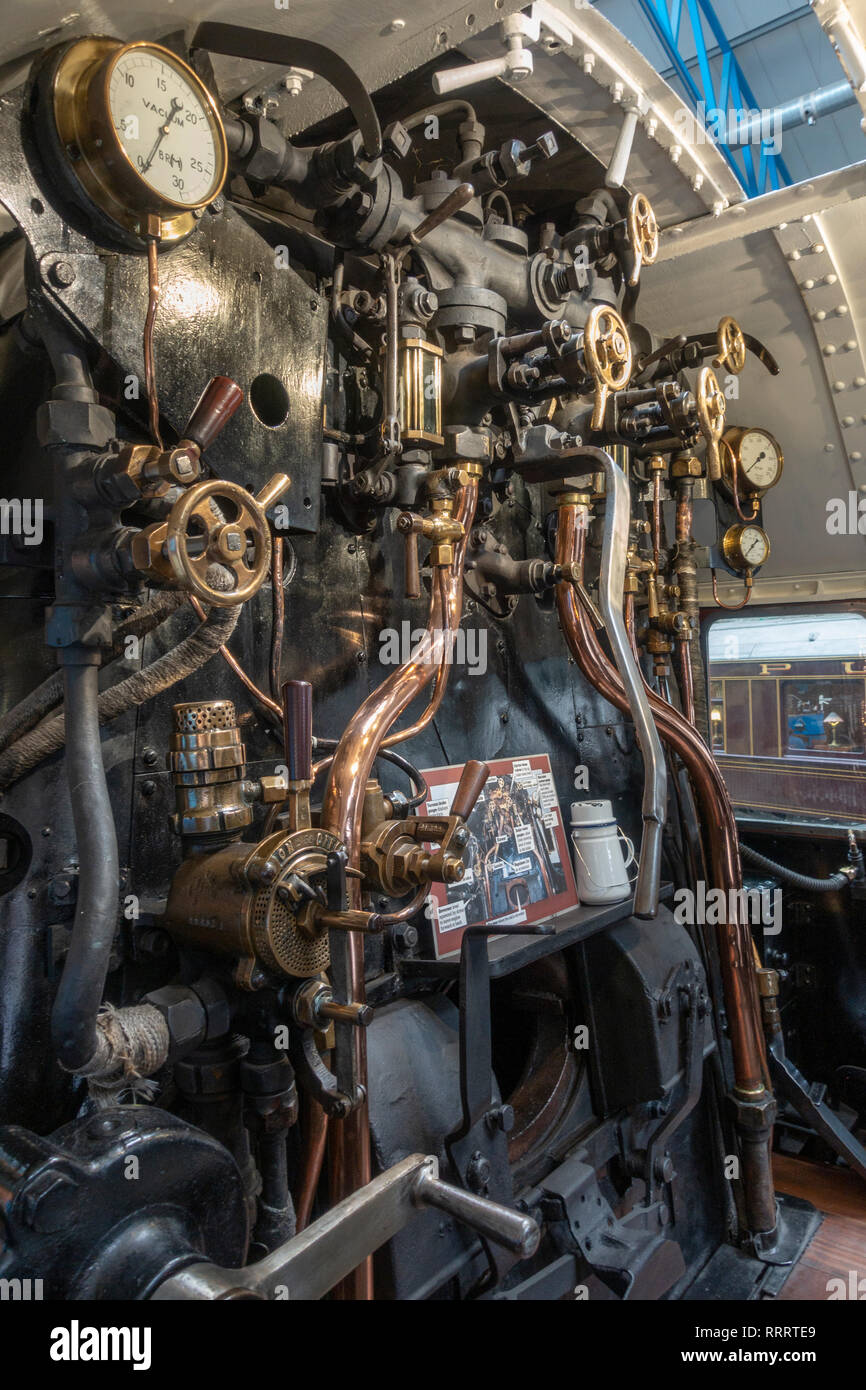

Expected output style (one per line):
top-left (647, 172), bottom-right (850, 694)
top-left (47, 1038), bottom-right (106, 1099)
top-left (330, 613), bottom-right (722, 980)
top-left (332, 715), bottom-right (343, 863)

top-left (183, 376), bottom-right (244, 452)
top-left (282, 679), bottom-right (313, 785)
top-left (450, 759), bottom-right (490, 823)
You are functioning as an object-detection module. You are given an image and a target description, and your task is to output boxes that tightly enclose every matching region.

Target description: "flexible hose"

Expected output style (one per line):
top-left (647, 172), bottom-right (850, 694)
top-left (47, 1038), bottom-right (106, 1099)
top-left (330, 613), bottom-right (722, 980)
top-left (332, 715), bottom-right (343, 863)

top-left (0, 599), bottom-right (240, 790)
top-left (51, 660), bottom-right (121, 1072)
top-left (739, 841), bottom-right (851, 892)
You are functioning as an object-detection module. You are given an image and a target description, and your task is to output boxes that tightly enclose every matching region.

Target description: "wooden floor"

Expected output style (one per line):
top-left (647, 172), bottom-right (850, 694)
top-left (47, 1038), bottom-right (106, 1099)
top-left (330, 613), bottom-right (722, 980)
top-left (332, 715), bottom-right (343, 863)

top-left (774, 1153), bottom-right (866, 1299)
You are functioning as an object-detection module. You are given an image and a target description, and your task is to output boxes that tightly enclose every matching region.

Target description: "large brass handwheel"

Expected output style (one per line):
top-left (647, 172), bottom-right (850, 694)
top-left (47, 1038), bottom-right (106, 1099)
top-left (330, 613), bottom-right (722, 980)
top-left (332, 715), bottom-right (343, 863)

top-left (583, 304), bottom-right (633, 429)
top-left (165, 474), bottom-right (290, 608)
top-left (713, 315), bottom-right (746, 375)
top-left (626, 192), bottom-right (659, 285)
top-left (696, 367), bottom-right (726, 481)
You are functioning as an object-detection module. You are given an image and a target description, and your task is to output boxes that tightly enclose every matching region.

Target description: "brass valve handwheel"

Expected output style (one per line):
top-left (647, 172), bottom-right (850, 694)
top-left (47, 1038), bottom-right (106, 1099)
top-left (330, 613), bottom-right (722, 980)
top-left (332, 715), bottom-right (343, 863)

top-left (583, 304), bottom-right (633, 429)
top-left (713, 315), bottom-right (747, 375)
top-left (626, 192), bottom-right (659, 285)
top-left (165, 473), bottom-right (290, 608)
top-left (695, 366), bottom-right (726, 482)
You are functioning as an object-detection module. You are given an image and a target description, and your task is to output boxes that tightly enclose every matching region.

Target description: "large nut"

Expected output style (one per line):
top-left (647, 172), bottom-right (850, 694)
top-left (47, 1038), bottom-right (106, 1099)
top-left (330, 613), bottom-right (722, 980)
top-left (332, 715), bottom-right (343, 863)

top-left (257, 775), bottom-right (288, 805)
top-left (141, 985), bottom-right (207, 1056)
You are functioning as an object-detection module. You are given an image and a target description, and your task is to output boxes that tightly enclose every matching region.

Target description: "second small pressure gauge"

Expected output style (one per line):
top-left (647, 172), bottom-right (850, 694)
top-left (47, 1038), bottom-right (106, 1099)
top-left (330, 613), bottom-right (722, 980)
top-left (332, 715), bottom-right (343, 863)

top-left (721, 426), bottom-right (784, 496)
top-left (722, 523), bottom-right (771, 573)
top-left (50, 37), bottom-right (228, 242)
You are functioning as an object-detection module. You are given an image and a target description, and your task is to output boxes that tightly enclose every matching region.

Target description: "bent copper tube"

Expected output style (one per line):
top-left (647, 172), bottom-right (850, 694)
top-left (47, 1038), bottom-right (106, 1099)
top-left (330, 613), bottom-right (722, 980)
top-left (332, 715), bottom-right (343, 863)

top-left (555, 503), bottom-right (768, 1094)
top-left (568, 447), bottom-right (667, 919)
top-left (320, 480), bottom-right (478, 1298)
top-left (295, 1093), bottom-right (329, 1233)
top-left (555, 503), bottom-right (776, 1236)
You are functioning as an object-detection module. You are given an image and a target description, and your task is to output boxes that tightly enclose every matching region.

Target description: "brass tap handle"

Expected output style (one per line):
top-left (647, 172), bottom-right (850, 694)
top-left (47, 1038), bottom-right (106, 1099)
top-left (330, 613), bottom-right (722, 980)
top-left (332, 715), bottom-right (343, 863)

top-left (282, 679), bottom-right (312, 783)
top-left (713, 316), bottom-right (747, 376)
top-left (625, 192), bottom-right (659, 286)
top-left (397, 511), bottom-right (424, 599)
top-left (450, 759), bottom-right (490, 823)
top-left (163, 473), bottom-right (290, 607)
top-left (582, 304), bottom-right (633, 430)
top-left (695, 367), bottom-right (726, 482)
top-left (182, 376), bottom-right (244, 451)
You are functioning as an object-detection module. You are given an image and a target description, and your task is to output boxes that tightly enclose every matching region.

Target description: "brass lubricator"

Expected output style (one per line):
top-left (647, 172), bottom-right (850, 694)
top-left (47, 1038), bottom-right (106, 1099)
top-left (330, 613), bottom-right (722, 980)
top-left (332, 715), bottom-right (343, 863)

top-left (162, 696), bottom-right (343, 988)
top-left (169, 699), bottom-right (285, 838)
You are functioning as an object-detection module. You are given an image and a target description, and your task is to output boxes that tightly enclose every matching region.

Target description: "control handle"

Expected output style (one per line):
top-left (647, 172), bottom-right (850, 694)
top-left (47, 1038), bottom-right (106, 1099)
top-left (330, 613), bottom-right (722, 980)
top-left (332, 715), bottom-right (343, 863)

top-left (450, 759), bottom-right (490, 823)
top-left (182, 376), bottom-right (244, 452)
top-left (282, 679), bottom-right (313, 783)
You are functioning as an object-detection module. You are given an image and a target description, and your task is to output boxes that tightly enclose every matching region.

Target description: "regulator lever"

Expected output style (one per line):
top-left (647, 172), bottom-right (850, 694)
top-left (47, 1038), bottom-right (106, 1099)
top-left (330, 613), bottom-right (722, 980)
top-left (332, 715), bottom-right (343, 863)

top-left (182, 375), bottom-right (244, 452)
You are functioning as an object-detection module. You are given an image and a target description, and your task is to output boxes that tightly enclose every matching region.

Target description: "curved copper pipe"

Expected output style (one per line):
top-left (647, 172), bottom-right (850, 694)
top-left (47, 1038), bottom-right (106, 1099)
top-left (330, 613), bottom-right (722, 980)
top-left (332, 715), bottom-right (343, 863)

top-left (712, 568), bottom-right (753, 610)
top-left (144, 238), bottom-right (163, 449)
top-left (295, 1093), bottom-right (329, 1232)
top-left (188, 595), bottom-right (282, 719)
top-left (380, 643), bottom-right (450, 748)
top-left (555, 504), bottom-right (767, 1095)
top-left (677, 638), bottom-right (695, 726)
top-left (320, 480), bottom-right (478, 1298)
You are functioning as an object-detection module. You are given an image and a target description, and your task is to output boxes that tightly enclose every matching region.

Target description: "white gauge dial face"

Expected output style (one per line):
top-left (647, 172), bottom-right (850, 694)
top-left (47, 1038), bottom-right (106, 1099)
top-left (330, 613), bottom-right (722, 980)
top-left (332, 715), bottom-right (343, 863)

top-left (107, 49), bottom-right (222, 207)
top-left (739, 430), bottom-right (781, 488)
top-left (739, 525), bottom-right (769, 567)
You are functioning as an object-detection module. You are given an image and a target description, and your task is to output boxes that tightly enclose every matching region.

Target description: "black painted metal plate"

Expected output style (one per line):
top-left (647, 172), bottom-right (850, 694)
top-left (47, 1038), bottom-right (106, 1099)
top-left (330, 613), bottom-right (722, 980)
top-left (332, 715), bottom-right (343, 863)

top-left (0, 85), bottom-right (327, 532)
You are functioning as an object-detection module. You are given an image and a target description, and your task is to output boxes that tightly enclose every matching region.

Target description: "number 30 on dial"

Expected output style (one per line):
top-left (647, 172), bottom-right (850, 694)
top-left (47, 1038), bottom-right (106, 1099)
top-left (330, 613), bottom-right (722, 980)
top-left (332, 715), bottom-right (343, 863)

top-left (51, 37), bottom-right (228, 242)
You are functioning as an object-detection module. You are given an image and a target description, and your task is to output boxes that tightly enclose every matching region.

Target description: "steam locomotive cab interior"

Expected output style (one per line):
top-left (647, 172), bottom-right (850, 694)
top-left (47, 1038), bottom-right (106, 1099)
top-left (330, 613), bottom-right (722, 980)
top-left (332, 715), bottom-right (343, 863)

top-left (0, 0), bottom-right (864, 1311)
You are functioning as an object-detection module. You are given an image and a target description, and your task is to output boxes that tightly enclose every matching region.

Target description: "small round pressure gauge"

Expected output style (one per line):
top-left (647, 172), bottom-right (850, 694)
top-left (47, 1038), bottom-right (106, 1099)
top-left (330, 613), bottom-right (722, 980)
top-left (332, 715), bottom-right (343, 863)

top-left (721, 523), bottom-right (771, 573)
top-left (51, 37), bottom-right (227, 242)
top-left (721, 426), bottom-right (784, 497)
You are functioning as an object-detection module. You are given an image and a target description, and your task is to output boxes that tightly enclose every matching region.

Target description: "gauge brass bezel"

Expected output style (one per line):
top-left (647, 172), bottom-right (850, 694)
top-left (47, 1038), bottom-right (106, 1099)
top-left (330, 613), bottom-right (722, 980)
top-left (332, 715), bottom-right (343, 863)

top-left (721, 522), bottom-right (771, 573)
top-left (52, 37), bottom-right (228, 243)
top-left (720, 425), bottom-right (784, 498)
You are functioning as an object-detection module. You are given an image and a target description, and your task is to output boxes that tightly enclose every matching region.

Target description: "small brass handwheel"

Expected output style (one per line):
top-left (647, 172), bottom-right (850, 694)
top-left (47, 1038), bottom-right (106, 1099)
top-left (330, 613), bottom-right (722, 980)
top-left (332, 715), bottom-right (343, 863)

top-left (695, 367), bottom-right (726, 482)
top-left (583, 304), bottom-right (633, 429)
top-left (626, 192), bottom-right (659, 285)
top-left (713, 315), bottom-right (747, 375)
top-left (165, 474), bottom-right (290, 608)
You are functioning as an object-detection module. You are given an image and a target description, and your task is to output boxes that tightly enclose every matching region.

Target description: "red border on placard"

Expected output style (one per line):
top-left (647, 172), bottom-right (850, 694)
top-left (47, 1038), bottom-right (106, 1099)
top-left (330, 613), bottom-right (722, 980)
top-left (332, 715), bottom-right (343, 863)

top-left (419, 753), bottom-right (579, 958)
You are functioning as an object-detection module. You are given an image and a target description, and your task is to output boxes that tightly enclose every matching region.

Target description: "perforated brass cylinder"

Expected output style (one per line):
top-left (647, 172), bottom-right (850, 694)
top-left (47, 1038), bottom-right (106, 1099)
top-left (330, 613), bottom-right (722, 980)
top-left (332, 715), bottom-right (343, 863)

top-left (169, 699), bottom-right (253, 837)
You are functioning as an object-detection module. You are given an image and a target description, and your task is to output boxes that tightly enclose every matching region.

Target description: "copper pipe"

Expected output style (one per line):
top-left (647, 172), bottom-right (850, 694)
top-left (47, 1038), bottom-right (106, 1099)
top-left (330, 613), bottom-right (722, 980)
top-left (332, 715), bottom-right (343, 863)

top-left (711, 568), bottom-right (753, 610)
top-left (188, 596), bottom-right (282, 719)
top-left (380, 644), bottom-right (450, 748)
top-left (310, 568), bottom-right (453, 780)
top-left (555, 504), bottom-right (776, 1236)
top-left (321, 481), bottom-right (477, 1298)
top-left (144, 239), bottom-right (163, 449)
top-left (295, 1094), bottom-right (329, 1233)
top-left (555, 504), bottom-right (767, 1093)
top-left (677, 637), bottom-right (695, 725)
top-left (270, 536), bottom-right (285, 702)
top-left (673, 486), bottom-right (697, 725)
top-left (624, 591), bottom-right (639, 660)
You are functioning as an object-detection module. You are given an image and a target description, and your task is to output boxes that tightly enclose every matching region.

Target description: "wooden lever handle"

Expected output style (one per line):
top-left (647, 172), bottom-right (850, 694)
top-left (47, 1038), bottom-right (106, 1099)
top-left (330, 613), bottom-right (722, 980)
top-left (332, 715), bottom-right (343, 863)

top-left (450, 759), bottom-right (490, 822)
top-left (183, 376), bottom-right (244, 451)
top-left (282, 679), bottom-right (313, 782)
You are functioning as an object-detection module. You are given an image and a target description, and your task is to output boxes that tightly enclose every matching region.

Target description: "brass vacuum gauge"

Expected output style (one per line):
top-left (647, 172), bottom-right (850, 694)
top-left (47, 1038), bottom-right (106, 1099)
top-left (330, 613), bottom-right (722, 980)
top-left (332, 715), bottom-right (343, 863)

top-left (721, 426), bottom-right (784, 496)
top-left (721, 523), bottom-right (771, 573)
top-left (51, 37), bottom-right (228, 242)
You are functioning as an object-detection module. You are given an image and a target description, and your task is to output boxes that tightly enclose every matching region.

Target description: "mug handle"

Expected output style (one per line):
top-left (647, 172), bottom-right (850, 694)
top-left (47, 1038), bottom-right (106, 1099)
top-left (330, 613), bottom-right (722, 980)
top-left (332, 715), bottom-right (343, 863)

top-left (618, 828), bottom-right (636, 871)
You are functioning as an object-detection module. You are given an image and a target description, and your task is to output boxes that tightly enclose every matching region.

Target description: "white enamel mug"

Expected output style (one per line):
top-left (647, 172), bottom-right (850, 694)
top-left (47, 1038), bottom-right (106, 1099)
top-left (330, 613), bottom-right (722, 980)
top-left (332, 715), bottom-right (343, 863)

top-left (570, 799), bottom-right (636, 904)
